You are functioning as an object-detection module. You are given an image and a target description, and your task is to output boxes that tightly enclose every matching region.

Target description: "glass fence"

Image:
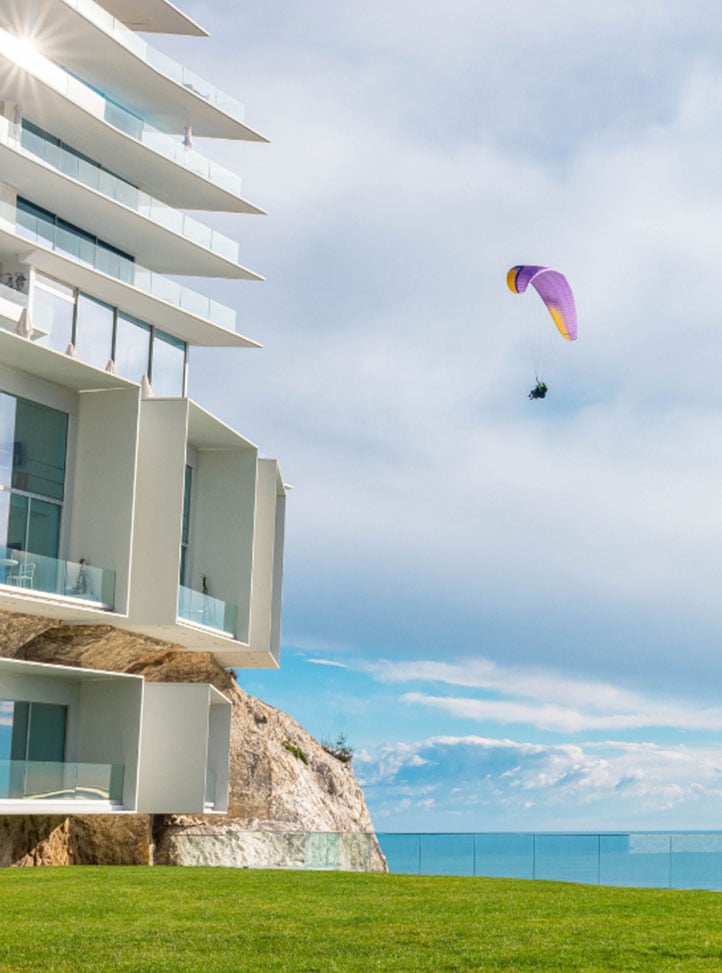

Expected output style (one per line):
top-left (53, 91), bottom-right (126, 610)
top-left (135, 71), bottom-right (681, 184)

top-left (64, 0), bottom-right (247, 124)
top-left (12, 122), bottom-right (240, 263)
top-left (0, 548), bottom-right (115, 609)
top-left (0, 28), bottom-right (244, 199)
top-left (13, 204), bottom-right (237, 331)
top-left (178, 585), bottom-right (237, 637)
top-left (377, 833), bottom-right (722, 891)
top-left (0, 759), bottom-right (124, 802)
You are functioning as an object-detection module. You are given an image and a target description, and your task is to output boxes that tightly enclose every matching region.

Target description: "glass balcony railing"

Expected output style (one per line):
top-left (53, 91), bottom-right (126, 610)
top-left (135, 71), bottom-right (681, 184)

top-left (0, 548), bottom-right (115, 609)
top-left (0, 28), bottom-right (245, 198)
top-left (178, 584), bottom-right (237, 637)
top-left (63, 0), bottom-right (247, 125)
top-left (0, 278), bottom-right (28, 308)
top-left (12, 204), bottom-right (237, 332)
top-left (205, 770), bottom-right (217, 807)
top-left (0, 759), bottom-right (124, 803)
top-left (9, 120), bottom-right (240, 263)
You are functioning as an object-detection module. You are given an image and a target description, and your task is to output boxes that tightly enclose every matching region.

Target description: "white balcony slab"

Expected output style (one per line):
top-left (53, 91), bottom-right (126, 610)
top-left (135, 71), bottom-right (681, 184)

top-left (0, 35), bottom-right (261, 211)
top-left (0, 0), bottom-right (265, 140)
top-left (95, 0), bottom-right (208, 36)
top-left (0, 326), bottom-right (139, 391)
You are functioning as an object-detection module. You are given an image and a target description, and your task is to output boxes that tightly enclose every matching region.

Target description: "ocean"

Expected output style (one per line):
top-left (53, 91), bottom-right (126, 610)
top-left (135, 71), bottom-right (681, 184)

top-left (376, 832), bottom-right (722, 890)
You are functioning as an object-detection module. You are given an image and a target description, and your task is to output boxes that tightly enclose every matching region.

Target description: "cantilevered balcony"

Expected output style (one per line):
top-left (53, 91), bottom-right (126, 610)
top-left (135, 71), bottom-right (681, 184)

top-left (0, 27), bottom-right (262, 211)
top-left (0, 191), bottom-right (259, 347)
top-left (0, 0), bottom-right (266, 139)
top-left (178, 585), bottom-right (237, 638)
top-left (0, 118), bottom-right (261, 278)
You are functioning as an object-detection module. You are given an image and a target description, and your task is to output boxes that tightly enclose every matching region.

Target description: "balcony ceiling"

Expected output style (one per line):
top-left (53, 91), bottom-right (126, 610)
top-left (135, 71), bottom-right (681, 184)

top-left (0, 0), bottom-right (264, 139)
top-left (2, 143), bottom-right (262, 279)
top-left (0, 325), bottom-right (140, 390)
top-left (0, 61), bottom-right (263, 212)
top-left (94, 0), bottom-right (208, 36)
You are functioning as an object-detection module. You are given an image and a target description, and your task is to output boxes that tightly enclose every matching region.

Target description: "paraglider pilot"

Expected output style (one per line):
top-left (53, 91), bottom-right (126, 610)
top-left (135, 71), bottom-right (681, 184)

top-left (528, 380), bottom-right (548, 400)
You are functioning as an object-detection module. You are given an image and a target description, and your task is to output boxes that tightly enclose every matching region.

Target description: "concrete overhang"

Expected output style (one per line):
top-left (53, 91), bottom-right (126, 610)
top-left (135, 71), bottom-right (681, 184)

top-left (0, 655), bottom-right (142, 683)
top-left (0, 0), bottom-right (265, 140)
top-left (0, 142), bottom-right (261, 279)
top-left (94, 0), bottom-right (208, 36)
top-left (0, 326), bottom-right (140, 391)
top-left (0, 39), bottom-right (260, 211)
top-left (186, 399), bottom-right (257, 451)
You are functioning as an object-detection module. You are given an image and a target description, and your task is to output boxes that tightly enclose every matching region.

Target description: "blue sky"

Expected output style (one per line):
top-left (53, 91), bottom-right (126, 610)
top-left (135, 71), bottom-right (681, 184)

top-left (151, 1), bottom-right (722, 831)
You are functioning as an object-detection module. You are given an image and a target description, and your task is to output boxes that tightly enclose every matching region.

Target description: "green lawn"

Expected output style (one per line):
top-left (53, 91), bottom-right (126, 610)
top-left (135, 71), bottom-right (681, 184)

top-left (0, 868), bottom-right (721, 971)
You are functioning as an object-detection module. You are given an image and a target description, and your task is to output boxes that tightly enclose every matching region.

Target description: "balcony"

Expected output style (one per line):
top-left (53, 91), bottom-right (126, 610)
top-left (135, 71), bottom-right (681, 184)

top-left (0, 549), bottom-right (115, 609)
top-left (178, 584), bottom-right (237, 637)
top-left (0, 759), bottom-right (124, 803)
top-left (9, 119), bottom-right (249, 274)
top-left (10, 202), bottom-right (256, 339)
top-left (0, 28), bottom-right (261, 211)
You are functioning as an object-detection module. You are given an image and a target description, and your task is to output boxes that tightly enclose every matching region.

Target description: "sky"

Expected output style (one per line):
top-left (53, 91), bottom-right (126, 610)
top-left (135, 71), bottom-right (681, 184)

top-left (148, 0), bottom-right (722, 832)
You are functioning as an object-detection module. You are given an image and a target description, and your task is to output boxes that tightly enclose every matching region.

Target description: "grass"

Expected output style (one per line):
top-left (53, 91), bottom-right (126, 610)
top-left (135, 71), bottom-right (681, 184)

top-left (0, 868), bottom-right (722, 971)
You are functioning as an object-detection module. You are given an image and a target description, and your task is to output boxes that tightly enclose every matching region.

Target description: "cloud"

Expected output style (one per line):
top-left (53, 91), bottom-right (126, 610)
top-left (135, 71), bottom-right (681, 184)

top-left (360, 735), bottom-right (722, 829)
top-left (366, 657), bottom-right (722, 732)
top-left (304, 658), bottom-right (349, 669)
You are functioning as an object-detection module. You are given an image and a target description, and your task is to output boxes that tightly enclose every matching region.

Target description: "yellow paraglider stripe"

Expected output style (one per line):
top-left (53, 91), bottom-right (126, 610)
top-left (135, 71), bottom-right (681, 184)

top-left (506, 267), bottom-right (520, 293)
top-left (549, 307), bottom-right (573, 341)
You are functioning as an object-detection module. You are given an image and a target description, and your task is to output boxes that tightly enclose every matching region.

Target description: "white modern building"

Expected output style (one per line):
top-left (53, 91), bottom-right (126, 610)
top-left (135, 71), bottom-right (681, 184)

top-left (0, 0), bottom-right (286, 812)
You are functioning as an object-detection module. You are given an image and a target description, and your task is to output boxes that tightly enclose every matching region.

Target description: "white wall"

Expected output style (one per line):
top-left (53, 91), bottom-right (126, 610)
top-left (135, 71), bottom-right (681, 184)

top-left (129, 398), bottom-right (188, 623)
top-left (190, 446), bottom-right (256, 641)
top-left (249, 460), bottom-right (286, 664)
top-left (68, 387), bottom-right (140, 613)
top-left (137, 682), bottom-right (216, 814)
top-left (77, 677), bottom-right (143, 810)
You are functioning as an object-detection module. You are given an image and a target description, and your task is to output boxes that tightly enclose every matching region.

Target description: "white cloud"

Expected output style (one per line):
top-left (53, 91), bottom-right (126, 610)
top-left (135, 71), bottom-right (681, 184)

top-left (361, 735), bottom-right (722, 830)
top-left (366, 657), bottom-right (722, 732)
top-left (304, 658), bottom-right (349, 669)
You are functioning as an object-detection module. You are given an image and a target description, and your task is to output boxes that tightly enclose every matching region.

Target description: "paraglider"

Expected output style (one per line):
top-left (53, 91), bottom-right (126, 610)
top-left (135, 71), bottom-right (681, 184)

top-left (507, 265), bottom-right (577, 400)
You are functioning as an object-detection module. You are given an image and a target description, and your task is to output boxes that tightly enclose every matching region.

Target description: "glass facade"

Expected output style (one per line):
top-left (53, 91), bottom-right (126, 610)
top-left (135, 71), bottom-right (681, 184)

top-left (30, 273), bottom-right (188, 395)
top-left (151, 331), bottom-right (186, 397)
top-left (32, 275), bottom-right (74, 353)
top-left (115, 313), bottom-right (151, 384)
top-left (180, 464), bottom-right (192, 585)
top-left (0, 392), bottom-right (67, 562)
top-left (75, 294), bottom-right (114, 369)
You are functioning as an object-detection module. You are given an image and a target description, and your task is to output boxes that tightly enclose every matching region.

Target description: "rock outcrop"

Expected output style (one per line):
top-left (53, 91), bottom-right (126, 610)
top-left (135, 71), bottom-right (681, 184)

top-left (0, 612), bottom-right (386, 871)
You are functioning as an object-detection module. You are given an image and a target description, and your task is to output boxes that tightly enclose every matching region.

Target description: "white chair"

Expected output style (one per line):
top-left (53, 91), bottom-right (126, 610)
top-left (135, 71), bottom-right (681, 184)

top-left (9, 560), bottom-right (36, 588)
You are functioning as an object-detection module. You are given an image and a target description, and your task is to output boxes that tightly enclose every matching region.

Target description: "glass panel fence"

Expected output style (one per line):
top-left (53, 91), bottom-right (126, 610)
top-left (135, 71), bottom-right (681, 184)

top-left (14, 203), bottom-right (236, 331)
top-left (178, 584), bottom-right (237, 637)
top-left (0, 547), bottom-right (115, 608)
top-left (0, 759), bottom-right (124, 802)
top-left (375, 833), bottom-right (722, 891)
top-left (8, 120), bottom-right (239, 264)
top-left (0, 27), bottom-right (245, 198)
top-left (67, 0), bottom-right (247, 123)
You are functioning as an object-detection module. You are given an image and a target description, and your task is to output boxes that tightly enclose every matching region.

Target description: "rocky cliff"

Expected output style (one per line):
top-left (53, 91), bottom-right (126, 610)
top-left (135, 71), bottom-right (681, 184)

top-left (0, 612), bottom-right (386, 871)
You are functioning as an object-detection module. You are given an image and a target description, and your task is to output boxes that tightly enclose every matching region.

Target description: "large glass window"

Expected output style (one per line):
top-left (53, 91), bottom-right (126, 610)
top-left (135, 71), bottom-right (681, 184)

top-left (0, 392), bottom-right (67, 563)
top-left (151, 330), bottom-right (186, 397)
top-left (75, 294), bottom-right (114, 369)
top-left (115, 313), bottom-right (150, 383)
top-left (32, 274), bottom-right (75, 353)
top-left (180, 464), bottom-right (192, 585)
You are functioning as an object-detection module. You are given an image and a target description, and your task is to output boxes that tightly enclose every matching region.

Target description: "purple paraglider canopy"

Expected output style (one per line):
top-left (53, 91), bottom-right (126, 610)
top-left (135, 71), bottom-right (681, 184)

top-left (506, 265), bottom-right (577, 341)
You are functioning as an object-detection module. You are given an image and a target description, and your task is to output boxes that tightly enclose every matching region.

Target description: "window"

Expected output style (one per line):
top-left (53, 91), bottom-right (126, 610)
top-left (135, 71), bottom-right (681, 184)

top-left (75, 294), bottom-right (114, 369)
top-left (32, 274), bottom-right (74, 353)
top-left (151, 330), bottom-right (186, 397)
top-left (115, 313), bottom-right (151, 383)
top-left (0, 392), bottom-right (67, 563)
top-left (180, 464), bottom-right (192, 585)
